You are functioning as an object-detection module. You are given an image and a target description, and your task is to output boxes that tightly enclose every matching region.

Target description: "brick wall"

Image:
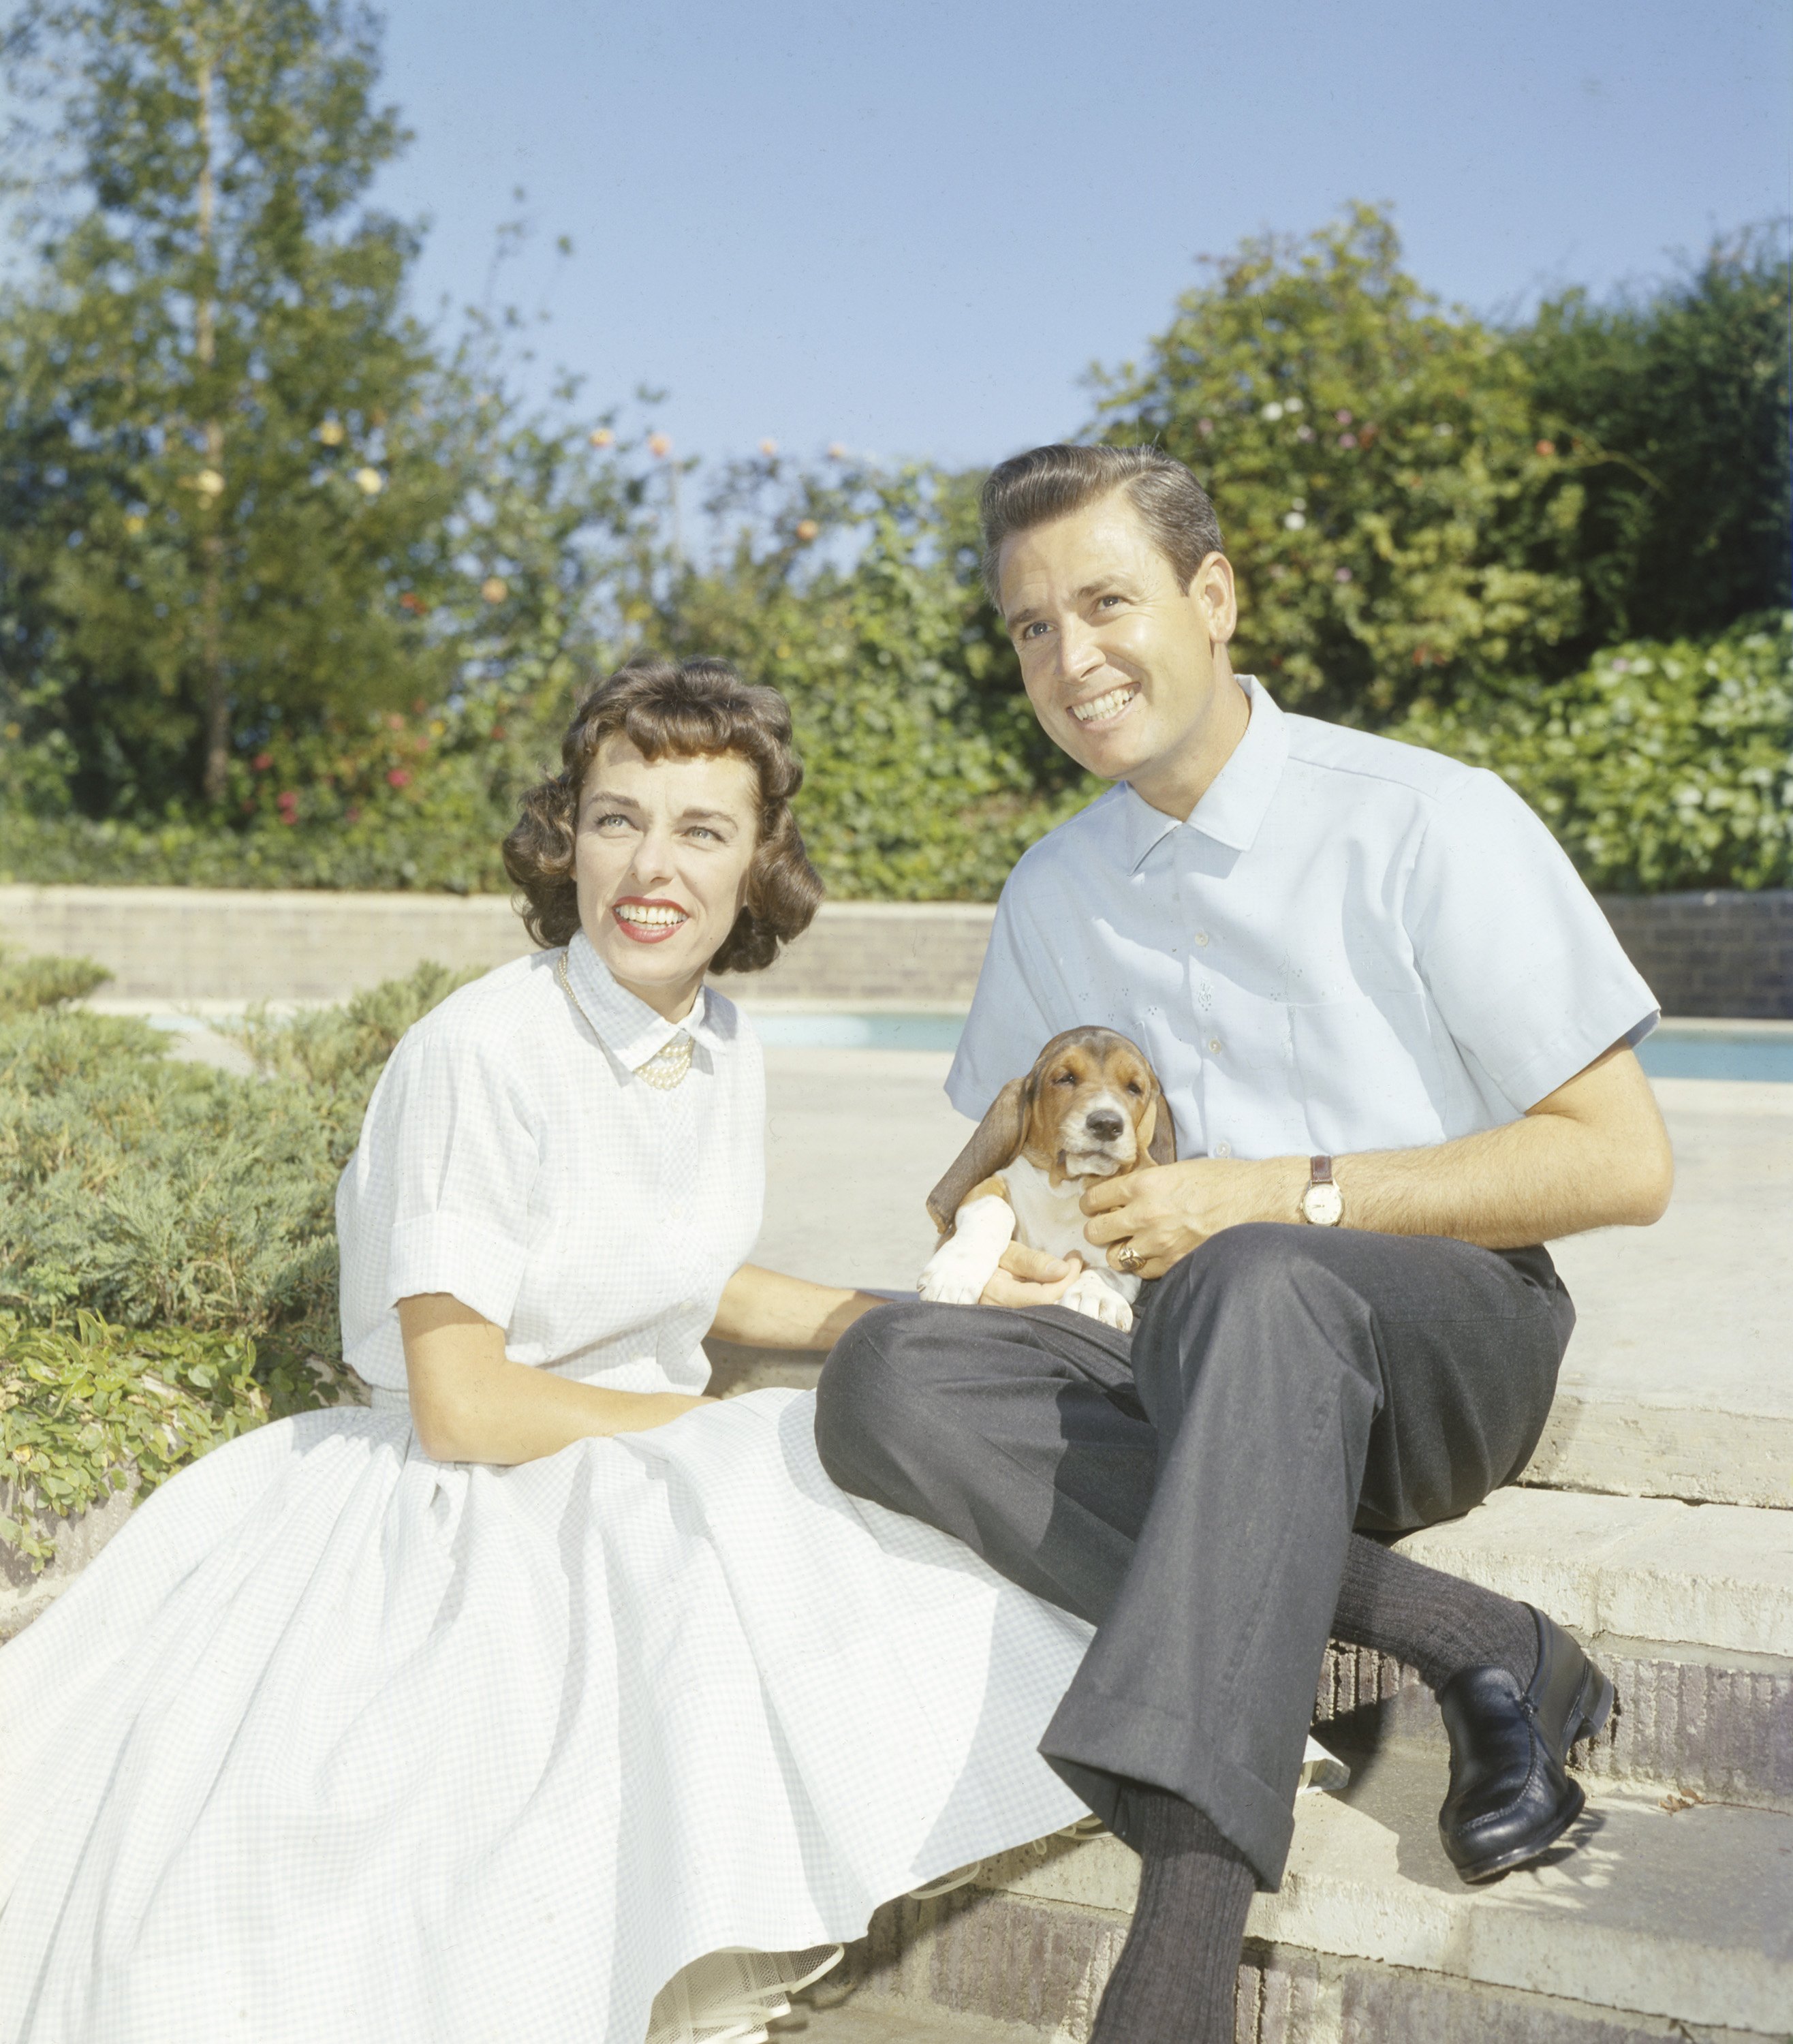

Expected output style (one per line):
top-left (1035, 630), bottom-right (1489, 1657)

top-left (1595, 890), bottom-right (1792, 1021)
top-left (1, 883), bottom-right (1786, 1017)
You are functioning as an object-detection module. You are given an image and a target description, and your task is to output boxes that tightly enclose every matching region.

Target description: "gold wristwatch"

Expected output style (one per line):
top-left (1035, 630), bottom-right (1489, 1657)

top-left (1300, 1155), bottom-right (1344, 1226)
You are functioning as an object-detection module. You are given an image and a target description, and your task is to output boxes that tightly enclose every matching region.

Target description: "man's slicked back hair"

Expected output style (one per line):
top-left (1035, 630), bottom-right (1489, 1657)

top-left (979, 444), bottom-right (1225, 606)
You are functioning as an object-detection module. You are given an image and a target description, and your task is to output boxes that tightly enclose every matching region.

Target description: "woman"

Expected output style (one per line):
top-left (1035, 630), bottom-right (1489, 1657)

top-left (0, 660), bottom-right (1095, 2044)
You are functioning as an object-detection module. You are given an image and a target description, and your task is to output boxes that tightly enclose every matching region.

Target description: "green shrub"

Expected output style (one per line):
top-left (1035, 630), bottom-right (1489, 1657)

top-left (0, 1310), bottom-right (350, 1570)
top-left (1394, 613), bottom-right (1793, 893)
top-left (0, 954), bottom-right (476, 1568)
top-left (0, 958), bottom-right (475, 1354)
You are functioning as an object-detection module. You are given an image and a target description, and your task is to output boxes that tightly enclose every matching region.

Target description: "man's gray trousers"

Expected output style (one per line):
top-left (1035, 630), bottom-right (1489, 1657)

top-left (813, 1222), bottom-right (1575, 1889)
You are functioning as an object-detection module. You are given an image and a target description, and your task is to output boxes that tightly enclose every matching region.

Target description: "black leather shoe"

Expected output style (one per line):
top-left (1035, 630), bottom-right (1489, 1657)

top-left (1437, 1605), bottom-right (1615, 1885)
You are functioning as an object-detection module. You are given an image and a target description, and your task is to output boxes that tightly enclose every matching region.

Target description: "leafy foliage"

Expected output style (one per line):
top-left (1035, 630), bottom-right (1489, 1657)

top-left (0, 0), bottom-right (659, 816)
top-left (1394, 613), bottom-right (1793, 893)
top-left (0, 950), bottom-right (473, 1566)
top-left (0, 955), bottom-right (473, 1352)
top-left (1521, 226), bottom-right (1792, 655)
top-left (0, 1310), bottom-right (348, 1569)
top-left (1090, 206), bottom-right (1590, 723)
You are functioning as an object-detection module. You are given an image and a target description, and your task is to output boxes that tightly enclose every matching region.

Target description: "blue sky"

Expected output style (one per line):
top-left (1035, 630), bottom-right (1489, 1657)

top-left (212, 2), bottom-right (1793, 471)
top-left (368, 0), bottom-right (1789, 470)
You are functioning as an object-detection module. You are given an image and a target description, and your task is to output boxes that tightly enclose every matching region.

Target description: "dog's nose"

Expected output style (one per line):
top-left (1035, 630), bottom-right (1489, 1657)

top-left (1085, 1109), bottom-right (1125, 1143)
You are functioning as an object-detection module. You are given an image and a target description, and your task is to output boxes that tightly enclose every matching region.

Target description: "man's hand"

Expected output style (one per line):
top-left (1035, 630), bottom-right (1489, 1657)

top-left (978, 1242), bottom-right (1085, 1307)
top-left (1076, 1043), bottom-right (1674, 1269)
top-left (1080, 1158), bottom-right (1305, 1279)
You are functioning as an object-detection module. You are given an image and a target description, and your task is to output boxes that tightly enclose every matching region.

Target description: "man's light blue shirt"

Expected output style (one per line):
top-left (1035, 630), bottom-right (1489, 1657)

top-left (947, 677), bottom-right (1658, 1162)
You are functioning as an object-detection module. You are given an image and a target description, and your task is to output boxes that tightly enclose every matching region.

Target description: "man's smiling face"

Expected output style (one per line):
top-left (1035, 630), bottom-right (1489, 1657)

top-left (997, 488), bottom-right (1241, 818)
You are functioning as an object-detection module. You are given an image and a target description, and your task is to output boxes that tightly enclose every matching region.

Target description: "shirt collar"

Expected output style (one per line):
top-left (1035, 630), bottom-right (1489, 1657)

top-left (563, 929), bottom-right (724, 1069)
top-left (1117, 675), bottom-right (1289, 871)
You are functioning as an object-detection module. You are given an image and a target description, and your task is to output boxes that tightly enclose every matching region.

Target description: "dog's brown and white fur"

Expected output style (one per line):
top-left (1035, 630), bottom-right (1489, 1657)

top-left (919, 1027), bottom-right (1176, 1330)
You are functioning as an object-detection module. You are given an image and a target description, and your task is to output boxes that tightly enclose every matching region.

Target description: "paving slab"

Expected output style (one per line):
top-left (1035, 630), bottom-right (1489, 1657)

top-left (1535, 1079), bottom-right (1793, 1508)
top-left (972, 1751), bottom-right (1793, 2039)
top-left (1394, 1488), bottom-right (1793, 1658)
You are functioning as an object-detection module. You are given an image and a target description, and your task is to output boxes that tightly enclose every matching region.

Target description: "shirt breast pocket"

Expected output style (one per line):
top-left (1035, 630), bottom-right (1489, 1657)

top-left (1284, 987), bottom-right (1451, 1154)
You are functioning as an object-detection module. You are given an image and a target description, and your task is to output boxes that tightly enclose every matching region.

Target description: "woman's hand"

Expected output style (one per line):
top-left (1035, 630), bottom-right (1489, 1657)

top-left (977, 1242), bottom-right (1085, 1308)
top-left (399, 1295), bottom-right (715, 1465)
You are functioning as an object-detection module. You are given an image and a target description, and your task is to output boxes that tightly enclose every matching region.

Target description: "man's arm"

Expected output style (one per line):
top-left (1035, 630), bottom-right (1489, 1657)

top-left (1078, 1041), bottom-right (1673, 1278)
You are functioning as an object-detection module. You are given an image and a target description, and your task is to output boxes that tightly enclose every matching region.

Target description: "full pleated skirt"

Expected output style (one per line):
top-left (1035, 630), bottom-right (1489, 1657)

top-left (0, 1389), bottom-right (1093, 2043)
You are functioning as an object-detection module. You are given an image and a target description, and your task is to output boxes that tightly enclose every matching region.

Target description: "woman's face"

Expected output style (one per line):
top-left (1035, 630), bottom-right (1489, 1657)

top-left (574, 735), bottom-right (762, 1021)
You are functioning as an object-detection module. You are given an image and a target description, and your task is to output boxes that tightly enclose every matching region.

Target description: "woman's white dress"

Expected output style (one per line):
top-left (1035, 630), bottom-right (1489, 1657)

top-left (0, 937), bottom-right (1095, 2044)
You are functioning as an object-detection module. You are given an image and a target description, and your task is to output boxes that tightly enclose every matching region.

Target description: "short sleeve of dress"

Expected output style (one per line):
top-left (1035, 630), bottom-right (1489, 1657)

top-left (1403, 769), bottom-right (1659, 1113)
top-left (358, 1017), bottom-right (544, 1329)
top-left (947, 886), bottom-right (1059, 1120)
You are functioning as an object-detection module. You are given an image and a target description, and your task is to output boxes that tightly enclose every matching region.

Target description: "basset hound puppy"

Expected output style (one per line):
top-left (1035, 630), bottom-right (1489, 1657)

top-left (919, 1027), bottom-right (1176, 1329)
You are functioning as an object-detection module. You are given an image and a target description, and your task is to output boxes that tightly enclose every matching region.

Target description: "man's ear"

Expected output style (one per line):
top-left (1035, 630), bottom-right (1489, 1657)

top-left (926, 1077), bottom-right (1029, 1233)
top-left (1144, 1085), bottom-right (1177, 1168)
top-left (1189, 548), bottom-right (1237, 650)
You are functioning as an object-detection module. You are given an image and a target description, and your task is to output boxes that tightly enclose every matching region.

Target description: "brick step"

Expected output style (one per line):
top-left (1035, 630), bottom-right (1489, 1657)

top-left (824, 1746), bottom-right (1793, 2043)
top-left (1319, 1635), bottom-right (1793, 1815)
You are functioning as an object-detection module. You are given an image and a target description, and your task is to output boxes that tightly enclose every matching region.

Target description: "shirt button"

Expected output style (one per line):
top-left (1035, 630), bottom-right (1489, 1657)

top-left (1208, 1037), bottom-right (1222, 1054)
top-left (1194, 930), bottom-right (1210, 948)
top-left (1215, 1140), bottom-right (1232, 1158)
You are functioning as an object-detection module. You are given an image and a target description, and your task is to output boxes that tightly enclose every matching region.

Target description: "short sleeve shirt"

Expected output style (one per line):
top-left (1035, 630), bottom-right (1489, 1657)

top-left (948, 677), bottom-right (1657, 1162)
top-left (335, 932), bottom-right (765, 1393)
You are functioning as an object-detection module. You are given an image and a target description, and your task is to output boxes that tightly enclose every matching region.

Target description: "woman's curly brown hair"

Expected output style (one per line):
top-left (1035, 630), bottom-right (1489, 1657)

top-left (503, 657), bottom-right (824, 975)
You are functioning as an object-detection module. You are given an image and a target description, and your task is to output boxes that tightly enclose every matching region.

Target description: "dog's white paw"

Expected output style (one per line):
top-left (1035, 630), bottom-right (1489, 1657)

top-left (1062, 1270), bottom-right (1134, 1331)
top-left (918, 1249), bottom-right (993, 1306)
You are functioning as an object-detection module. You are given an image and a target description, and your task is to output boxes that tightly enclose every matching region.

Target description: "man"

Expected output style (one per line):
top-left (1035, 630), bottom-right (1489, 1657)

top-left (813, 443), bottom-right (1672, 2044)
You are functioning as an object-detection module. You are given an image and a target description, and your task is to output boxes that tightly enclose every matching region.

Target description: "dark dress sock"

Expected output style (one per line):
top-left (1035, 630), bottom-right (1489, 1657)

top-left (1089, 1788), bottom-right (1256, 2044)
top-left (1332, 1531), bottom-right (1539, 1695)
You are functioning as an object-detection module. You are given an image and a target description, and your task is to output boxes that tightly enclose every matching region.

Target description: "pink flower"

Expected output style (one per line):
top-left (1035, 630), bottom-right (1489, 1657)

top-left (1335, 567), bottom-right (1353, 583)
top-left (251, 752), bottom-right (273, 773)
top-left (277, 789), bottom-right (298, 809)
top-left (387, 768), bottom-right (411, 788)
top-left (1335, 408), bottom-right (1353, 425)
top-left (1196, 418), bottom-right (1215, 436)
top-left (1535, 439), bottom-right (1556, 457)
top-left (1338, 433), bottom-right (1358, 450)
top-left (345, 805), bottom-right (362, 822)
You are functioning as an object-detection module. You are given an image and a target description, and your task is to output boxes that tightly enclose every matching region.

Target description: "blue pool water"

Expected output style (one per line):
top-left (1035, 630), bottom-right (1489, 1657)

top-left (751, 1012), bottom-right (1793, 1081)
top-left (1634, 1031), bottom-right (1793, 1083)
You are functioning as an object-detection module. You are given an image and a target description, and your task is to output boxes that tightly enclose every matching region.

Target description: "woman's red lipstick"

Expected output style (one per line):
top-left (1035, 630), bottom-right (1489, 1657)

top-left (611, 896), bottom-right (691, 944)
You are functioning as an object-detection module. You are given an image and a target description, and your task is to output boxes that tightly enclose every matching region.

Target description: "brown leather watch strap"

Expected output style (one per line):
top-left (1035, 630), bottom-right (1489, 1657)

top-left (1309, 1155), bottom-right (1335, 1186)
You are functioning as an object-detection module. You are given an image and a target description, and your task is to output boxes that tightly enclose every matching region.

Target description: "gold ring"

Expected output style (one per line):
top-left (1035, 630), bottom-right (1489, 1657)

top-left (1115, 1245), bottom-right (1142, 1274)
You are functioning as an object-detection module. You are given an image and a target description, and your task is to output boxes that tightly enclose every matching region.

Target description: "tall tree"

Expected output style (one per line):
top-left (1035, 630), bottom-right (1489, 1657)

top-left (1, 0), bottom-right (461, 810)
top-left (1523, 225), bottom-right (1792, 656)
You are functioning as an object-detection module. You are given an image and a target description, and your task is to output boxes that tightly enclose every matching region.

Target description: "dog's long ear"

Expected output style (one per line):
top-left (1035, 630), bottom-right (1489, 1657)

top-left (1140, 1085), bottom-right (1178, 1168)
top-left (926, 1077), bottom-right (1029, 1233)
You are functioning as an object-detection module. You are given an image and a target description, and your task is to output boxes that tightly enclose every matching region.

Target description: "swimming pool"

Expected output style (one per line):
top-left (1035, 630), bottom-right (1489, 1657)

top-left (747, 1011), bottom-right (1793, 1082)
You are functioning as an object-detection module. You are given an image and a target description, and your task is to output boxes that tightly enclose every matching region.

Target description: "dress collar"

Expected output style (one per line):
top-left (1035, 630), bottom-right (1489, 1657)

top-left (1117, 675), bottom-right (1289, 871)
top-left (561, 929), bottom-right (723, 1068)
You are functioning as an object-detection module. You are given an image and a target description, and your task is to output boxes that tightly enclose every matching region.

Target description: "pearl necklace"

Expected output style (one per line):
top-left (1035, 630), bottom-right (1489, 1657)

top-left (556, 950), bottom-right (693, 1090)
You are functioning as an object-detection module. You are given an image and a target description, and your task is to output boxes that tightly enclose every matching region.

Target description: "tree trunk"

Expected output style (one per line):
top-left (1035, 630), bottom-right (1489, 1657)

top-left (193, 52), bottom-right (230, 805)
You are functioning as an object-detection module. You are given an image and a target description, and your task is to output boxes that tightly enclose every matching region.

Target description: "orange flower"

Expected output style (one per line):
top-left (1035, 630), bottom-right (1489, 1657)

top-left (589, 427), bottom-right (615, 448)
top-left (480, 576), bottom-right (509, 604)
top-left (648, 432), bottom-right (672, 459)
top-left (794, 519), bottom-right (820, 543)
top-left (1535, 439), bottom-right (1556, 457)
top-left (759, 438), bottom-right (779, 456)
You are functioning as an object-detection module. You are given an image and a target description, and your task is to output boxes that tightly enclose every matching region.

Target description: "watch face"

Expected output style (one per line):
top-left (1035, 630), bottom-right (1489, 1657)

top-left (1303, 1181), bottom-right (1345, 1226)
